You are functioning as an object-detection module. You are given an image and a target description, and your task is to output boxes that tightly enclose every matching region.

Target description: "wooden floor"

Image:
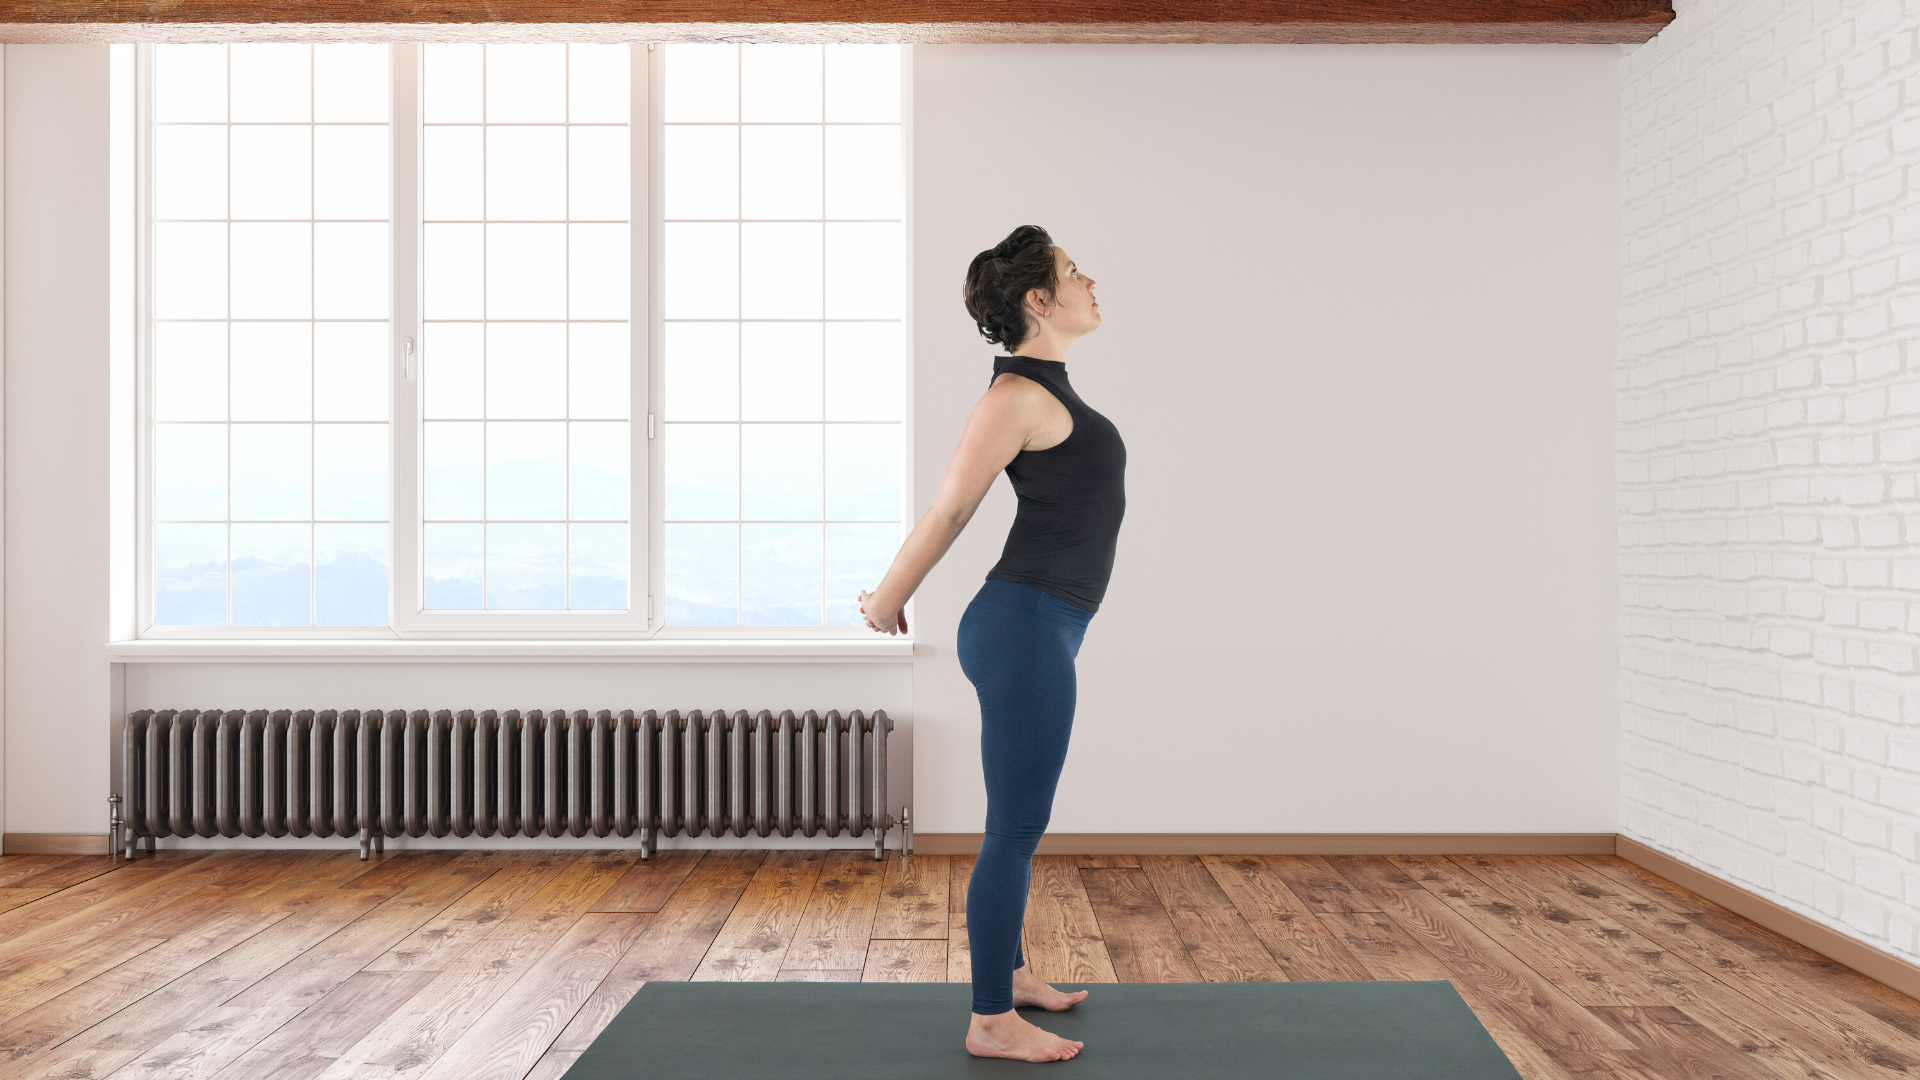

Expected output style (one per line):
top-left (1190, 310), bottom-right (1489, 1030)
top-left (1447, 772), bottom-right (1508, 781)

top-left (1, 849), bottom-right (1917, 1079)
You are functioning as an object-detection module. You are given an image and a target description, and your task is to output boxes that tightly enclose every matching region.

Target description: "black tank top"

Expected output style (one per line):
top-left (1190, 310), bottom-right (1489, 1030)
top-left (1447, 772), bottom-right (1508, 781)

top-left (983, 356), bottom-right (1127, 612)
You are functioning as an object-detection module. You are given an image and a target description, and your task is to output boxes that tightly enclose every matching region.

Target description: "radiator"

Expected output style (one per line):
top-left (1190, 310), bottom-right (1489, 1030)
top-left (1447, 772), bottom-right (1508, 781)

top-left (116, 708), bottom-right (903, 862)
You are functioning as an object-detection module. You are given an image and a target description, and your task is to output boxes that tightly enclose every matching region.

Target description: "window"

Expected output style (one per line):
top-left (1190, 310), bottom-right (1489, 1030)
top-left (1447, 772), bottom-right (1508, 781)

top-left (137, 42), bottom-right (907, 637)
top-left (148, 44), bottom-right (392, 627)
top-left (419, 44), bottom-right (633, 612)
top-left (658, 45), bottom-right (905, 626)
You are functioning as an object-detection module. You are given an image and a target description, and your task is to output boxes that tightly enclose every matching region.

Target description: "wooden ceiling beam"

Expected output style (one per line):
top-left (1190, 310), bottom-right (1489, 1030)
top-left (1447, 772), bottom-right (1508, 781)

top-left (0, 1), bottom-right (1675, 44)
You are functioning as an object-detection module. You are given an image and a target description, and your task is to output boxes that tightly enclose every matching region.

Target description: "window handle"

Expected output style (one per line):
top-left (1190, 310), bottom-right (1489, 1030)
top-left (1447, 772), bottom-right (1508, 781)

top-left (402, 336), bottom-right (416, 381)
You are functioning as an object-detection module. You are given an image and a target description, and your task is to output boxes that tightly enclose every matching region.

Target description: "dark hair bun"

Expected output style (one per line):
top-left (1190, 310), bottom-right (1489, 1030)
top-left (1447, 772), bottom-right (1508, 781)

top-left (963, 226), bottom-right (1059, 352)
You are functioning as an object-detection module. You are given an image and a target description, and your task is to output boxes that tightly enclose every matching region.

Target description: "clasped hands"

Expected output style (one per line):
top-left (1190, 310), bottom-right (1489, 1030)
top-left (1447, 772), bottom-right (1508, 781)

top-left (857, 590), bottom-right (907, 635)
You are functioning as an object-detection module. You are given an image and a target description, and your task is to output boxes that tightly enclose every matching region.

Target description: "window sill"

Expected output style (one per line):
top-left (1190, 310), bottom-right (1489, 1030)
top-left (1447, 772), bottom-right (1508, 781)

top-left (104, 638), bottom-right (916, 663)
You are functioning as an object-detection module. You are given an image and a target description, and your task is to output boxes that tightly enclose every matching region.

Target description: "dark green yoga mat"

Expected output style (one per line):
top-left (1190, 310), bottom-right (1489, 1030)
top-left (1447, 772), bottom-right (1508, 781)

top-left (564, 980), bottom-right (1524, 1078)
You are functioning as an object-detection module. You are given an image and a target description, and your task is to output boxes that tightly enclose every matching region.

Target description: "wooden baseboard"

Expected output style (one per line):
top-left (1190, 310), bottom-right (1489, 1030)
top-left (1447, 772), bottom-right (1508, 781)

top-left (3, 833), bottom-right (111, 855)
top-left (1614, 836), bottom-right (1920, 1002)
top-left (912, 832), bottom-right (1621, 856)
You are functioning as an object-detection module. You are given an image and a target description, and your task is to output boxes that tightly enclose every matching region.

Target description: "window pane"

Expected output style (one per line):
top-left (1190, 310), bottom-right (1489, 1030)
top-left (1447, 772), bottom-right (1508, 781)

top-left (486, 44), bottom-right (566, 124)
top-left (231, 44), bottom-right (310, 123)
top-left (741, 45), bottom-right (820, 123)
top-left (230, 322), bottom-right (311, 421)
top-left (665, 322), bottom-right (738, 421)
top-left (316, 523), bottom-right (389, 624)
top-left (742, 424), bottom-right (822, 521)
top-left (487, 223), bottom-right (567, 319)
top-left (314, 126), bottom-right (389, 220)
top-left (424, 421), bottom-right (483, 520)
top-left (824, 321), bottom-right (904, 421)
top-left (154, 322), bottom-right (227, 422)
top-left (314, 322), bottom-right (389, 422)
top-left (154, 223), bottom-right (227, 319)
top-left (570, 422), bottom-right (628, 520)
top-left (425, 224), bottom-right (484, 319)
top-left (662, 43), bottom-right (902, 625)
top-left (664, 126), bottom-right (738, 220)
top-left (825, 45), bottom-right (899, 123)
top-left (314, 45), bottom-right (389, 123)
top-left (154, 125), bottom-right (226, 220)
top-left (486, 421), bottom-right (566, 520)
top-left (825, 125), bottom-right (901, 220)
top-left (425, 322), bottom-right (484, 419)
top-left (569, 224), bottom-right (629, 320)
top-left (825, 222), bottom-right (903, 319)
top-left (569, 45), bottom-right (630, 124)
top-left (155, 524), bottom-right (228, 625)
top-left (154, 45), bottom-right (226, 123)
top-left (664, 45), bottom-right (737, 123)
top-left (741, 322), bottom-right (822, 421)
top-left (570, 127), bottom-right (630, 221)
top-left (425, 126), bottom-right (485, 220)
top-left (231, 222), bottom-right (311, 320)
top-left (742, 126), bottom-right (821, 220)
top-left (569, 323), bottom-right (629, 420)
top-left (149, 41), bottom-right (393, 630)
top-left (421, 44), bottom-right (632, 616)
top-left (487, 523), bottom-right (565, 608)
top-left (825, 423), bottom-right (901, 521)
top-left (664, 223), bottom-right (739, 319)
top-left (230, 125), bottom-right (311, 219)
top-left (231, 424), bottom-right (311, 520)
top-left (665, 424), bottom-right (738, 521)
top-left (316, 223), bottom-right (389, 319)
top-left (570, 523), bottom-right (628, 610)
top-left (486, 126), bottom-right (567, 220)
top-left (486, 323), bottom-right (566, 419)
top-left (424, 44), bottom-right (483, 124)
top-left (741, 222), bottom-right (822, 319)
top-left (666, 523), bottom-right (737, 624)
top-left (424, 522), bottom-right (483, 607)
top-left (826, 523), bottom-right (900, 625)
top-left (315, 424), bottom-right (388, 520)
top-left (742, 523), bottom-right (821, 625)
top-left (156, 424), bottom-right (227, 520)
top-left (231, 522), bottom-right (310, 625)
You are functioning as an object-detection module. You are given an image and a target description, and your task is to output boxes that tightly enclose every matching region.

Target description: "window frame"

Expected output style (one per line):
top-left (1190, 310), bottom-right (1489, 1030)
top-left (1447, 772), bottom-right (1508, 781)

top-left (133, 41), bottom-right (912, 641)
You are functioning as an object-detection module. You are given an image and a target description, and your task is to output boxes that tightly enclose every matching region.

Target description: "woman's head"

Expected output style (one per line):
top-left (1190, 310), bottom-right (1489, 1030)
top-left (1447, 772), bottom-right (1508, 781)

top-left (964, 226), bottom-right (1098, 354)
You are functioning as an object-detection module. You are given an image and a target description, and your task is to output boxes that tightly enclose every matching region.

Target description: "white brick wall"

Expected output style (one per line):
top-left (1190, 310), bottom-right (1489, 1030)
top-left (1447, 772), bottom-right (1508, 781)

top-left (1619, 0), bottom-right (1920, 960)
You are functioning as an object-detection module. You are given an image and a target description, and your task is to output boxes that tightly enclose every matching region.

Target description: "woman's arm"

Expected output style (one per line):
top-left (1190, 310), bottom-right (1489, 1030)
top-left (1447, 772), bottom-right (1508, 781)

top-left (857, 377), bottom-right (1056, 634)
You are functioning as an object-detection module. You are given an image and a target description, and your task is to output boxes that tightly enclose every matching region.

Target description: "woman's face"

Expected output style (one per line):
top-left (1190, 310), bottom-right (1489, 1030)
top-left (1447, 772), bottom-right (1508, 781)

top-left (1031, 247), bottom-right (1099, 336)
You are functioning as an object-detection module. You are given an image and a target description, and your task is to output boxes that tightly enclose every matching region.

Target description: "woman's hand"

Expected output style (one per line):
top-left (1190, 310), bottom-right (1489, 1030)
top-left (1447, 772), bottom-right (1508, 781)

top-left (858, 590), bottom-right (907, 635)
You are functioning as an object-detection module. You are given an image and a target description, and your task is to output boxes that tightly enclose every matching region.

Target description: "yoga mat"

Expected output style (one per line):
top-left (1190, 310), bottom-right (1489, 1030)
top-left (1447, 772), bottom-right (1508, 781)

top-left (564, 980), bottom-right (1524, 1078)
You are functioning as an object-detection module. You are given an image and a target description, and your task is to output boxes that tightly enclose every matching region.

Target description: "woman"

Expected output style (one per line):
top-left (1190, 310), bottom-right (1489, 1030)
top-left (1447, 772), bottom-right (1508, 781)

top-left (858, 225), bottom-right (1124, 1063)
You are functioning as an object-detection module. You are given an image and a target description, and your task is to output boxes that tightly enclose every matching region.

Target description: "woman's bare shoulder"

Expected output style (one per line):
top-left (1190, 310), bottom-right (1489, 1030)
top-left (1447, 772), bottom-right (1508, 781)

top-left (985, 370), bottom-right (1055, 406)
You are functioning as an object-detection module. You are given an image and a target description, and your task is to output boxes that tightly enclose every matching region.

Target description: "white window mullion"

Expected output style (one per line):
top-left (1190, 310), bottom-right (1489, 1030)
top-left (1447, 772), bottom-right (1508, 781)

top-left (390, 42), bottom-right (422, 632)
top-left (133, 44), bottom-right (158, 637)
top-left (639, 41), bottom-right (661, 634)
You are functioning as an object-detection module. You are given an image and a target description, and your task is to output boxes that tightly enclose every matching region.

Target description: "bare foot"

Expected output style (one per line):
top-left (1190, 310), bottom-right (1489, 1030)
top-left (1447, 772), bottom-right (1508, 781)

top-left (1011, 965), bottom-right (1089, 1011)
top-left (966, 1008), bottom-right (1084, 1062)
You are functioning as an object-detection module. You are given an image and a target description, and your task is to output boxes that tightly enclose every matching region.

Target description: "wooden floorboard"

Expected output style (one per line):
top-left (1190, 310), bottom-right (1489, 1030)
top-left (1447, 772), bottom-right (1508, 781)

top-left (0, 849), bottom-right (1913, 1079)
top-left (871, 847), bottom-right (950, 940)
top-left (1079, 867), bottom-right (1204, 983)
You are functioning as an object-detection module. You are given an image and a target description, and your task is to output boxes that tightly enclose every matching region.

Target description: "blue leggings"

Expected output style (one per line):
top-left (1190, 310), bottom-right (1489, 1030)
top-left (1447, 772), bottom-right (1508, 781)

top-left (956, 578), bottom-right (1094, 1015)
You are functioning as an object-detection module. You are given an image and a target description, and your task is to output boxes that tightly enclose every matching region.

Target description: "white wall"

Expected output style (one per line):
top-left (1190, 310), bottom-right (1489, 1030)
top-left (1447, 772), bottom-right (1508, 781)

top-left (1618, 0), bottom-right (1920, 963)
top-left (5, 45), bottom-right (111, 837)
top-left (5, 42), bottom-right (1623, 842)
top-left (910, 44), bottom-right (1624, 834)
